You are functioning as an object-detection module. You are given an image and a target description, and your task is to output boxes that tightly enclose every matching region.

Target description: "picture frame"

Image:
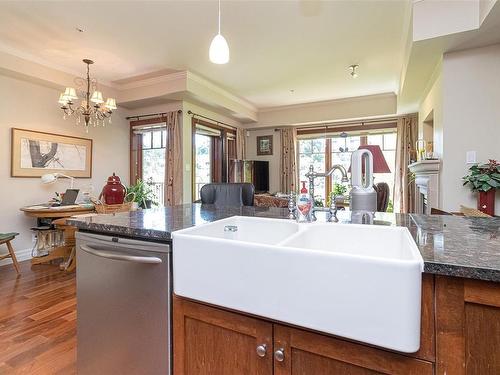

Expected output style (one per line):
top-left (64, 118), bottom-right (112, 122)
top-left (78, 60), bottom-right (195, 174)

top-left (11, 128), bottom-right (93, 178)
top-left (256, 135), bottom-right (273, 156)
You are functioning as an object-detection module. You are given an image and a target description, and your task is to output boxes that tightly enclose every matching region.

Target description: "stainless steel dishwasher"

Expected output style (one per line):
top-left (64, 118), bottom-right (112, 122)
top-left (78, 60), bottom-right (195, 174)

top-left (76, 231), bottom-right (172, 375)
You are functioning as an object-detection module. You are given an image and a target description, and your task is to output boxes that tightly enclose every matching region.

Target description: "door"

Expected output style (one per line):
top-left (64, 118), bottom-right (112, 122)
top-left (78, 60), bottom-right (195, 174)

top-left (273, 325), bottom-right (433, 375)
top-left (173, 297), bottom-right (273, 375)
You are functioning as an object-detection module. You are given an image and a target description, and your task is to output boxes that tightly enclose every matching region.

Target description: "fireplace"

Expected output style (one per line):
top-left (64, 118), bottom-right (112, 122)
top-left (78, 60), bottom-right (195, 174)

top-left (408, 160), bottom-right (441, 215)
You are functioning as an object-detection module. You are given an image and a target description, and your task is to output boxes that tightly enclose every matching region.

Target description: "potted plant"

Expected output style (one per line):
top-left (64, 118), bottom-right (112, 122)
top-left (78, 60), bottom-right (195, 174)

top-left (462, 159), bottom-right (499, 216)
top-left (327, 183), bottom-right (349, 207)
top-left (127, 179), bottom-right (157, 209)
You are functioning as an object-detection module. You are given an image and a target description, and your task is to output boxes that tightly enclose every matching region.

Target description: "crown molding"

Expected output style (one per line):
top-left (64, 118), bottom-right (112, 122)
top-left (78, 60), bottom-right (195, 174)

top-left (258, 92), bottom-right (397, 113)
top-left (112, 71), bottom-right (188, 90)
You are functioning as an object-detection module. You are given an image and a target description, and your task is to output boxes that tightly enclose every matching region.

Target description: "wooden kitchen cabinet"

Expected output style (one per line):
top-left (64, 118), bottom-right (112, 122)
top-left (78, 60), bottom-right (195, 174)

top-left (173, 296), bottom-right (432, 375)
top-left (273, 324), bottom-right (433, 375)
top-left (174, 275), bottom-right (500, 375)
top-left (173, 297), bottom-right (273, 375)
top-left (436, 276), bottom-right (500, 375)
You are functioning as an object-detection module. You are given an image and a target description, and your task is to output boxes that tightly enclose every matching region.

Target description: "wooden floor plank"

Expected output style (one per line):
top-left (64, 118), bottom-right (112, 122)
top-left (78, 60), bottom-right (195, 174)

top-left (0, 261), bottom-right (76, 374)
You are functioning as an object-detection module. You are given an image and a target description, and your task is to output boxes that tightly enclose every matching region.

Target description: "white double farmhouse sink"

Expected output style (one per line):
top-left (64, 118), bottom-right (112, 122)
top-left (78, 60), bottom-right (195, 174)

top-left (172, 216), bottom-right (424, 352)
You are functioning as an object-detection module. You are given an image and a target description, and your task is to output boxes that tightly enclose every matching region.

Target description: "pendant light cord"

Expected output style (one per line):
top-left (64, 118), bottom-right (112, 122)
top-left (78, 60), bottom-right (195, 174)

top-left (218, 0), bottom-right (221, 35)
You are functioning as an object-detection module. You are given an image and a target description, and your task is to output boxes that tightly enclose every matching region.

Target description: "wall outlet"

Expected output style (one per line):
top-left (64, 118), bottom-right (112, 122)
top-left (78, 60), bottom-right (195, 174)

top-left (466, 151), bottom-right (477, 164)
top-left (32, 233), bottom-right (37, 244)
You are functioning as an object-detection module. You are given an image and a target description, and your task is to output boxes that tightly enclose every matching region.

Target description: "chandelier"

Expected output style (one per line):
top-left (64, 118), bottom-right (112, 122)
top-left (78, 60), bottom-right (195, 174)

top-left (58, 59), bottom-right (117, 132)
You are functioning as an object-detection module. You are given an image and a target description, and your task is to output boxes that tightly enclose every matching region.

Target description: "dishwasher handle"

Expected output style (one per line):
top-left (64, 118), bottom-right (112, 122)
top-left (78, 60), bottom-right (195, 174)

top-left (80, 244), bottom-right (163, 264)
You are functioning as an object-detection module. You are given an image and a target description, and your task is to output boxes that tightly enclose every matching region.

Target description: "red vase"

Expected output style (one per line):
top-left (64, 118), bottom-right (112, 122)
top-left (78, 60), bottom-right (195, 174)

top-left (477, 190), bottom-right (496, 216)
top-left (101, 173), bottom-right (126, 205)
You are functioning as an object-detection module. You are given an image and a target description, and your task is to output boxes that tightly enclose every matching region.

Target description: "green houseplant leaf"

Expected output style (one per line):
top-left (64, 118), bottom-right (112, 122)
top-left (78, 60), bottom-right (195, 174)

top-left (462, 159), bottom-right (499, 192)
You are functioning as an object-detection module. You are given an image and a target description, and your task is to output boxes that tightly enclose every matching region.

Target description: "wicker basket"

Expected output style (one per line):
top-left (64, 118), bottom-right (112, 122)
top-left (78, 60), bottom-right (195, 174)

top-left (94, 201), bottom-right (133, 214)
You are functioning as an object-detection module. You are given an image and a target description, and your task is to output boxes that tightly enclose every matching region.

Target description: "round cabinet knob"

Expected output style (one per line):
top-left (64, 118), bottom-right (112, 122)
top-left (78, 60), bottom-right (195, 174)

top-left (256, 344), bottom-right (267, 357)
top-left (274, 348), bottom-right (285, 362)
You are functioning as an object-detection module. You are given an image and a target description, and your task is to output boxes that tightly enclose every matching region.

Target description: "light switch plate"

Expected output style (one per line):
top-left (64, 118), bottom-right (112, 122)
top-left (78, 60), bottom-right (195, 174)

top-left (466, 151), bottom-right (477, 164)
top-left (185, 164), bottom-right (191, 172)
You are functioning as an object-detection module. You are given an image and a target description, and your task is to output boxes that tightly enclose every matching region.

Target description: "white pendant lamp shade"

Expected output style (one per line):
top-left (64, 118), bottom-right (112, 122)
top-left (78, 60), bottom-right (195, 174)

top-left (209, 0), bottom-right (229, 64)
top-left (209, 34), bottom-right (230, 64)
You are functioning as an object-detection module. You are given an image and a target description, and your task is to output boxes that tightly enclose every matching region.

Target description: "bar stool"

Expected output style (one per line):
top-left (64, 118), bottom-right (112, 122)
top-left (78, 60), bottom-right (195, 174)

top-left (0, 232), bottom-right (21, 274)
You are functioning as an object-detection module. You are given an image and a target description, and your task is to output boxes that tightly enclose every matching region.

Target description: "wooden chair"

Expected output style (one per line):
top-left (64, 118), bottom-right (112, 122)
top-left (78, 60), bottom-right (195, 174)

top-left (0, 232), bottom-right (20, 274)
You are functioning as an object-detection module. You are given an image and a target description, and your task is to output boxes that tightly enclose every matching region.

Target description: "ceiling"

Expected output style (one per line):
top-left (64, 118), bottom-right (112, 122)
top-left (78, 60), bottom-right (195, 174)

top-left (0, 1), bottom-right (410, 108)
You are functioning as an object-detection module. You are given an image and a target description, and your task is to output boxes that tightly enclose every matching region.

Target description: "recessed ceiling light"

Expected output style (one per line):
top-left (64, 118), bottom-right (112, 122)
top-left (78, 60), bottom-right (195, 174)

top-left (76, 27), bottom-right (85, 33)
top-left (349, 64), bottom-right (359, 78)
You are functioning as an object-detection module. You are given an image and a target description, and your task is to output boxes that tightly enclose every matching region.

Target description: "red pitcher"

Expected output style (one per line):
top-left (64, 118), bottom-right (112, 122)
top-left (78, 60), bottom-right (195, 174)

top-left (101, 173), bottom-right (126, 205)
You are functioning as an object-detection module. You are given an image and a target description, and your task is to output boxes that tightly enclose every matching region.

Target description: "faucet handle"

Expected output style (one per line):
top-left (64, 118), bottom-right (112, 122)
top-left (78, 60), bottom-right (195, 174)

top-left (328, 194), bottom-right (339, 222)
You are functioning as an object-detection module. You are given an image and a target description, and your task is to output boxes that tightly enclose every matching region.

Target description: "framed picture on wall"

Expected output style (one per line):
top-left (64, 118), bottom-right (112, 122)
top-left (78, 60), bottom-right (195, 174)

top-left (256, 135), bottom-right (273, 156)
top-left (11, 128), bottom-right (93, 178)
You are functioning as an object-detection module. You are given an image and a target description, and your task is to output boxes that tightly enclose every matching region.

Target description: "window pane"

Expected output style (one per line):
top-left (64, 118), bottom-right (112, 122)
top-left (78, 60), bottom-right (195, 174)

top-left (299, 140), bottom-right (312, 154)
top-left (312, 138), bottom-right (325, 153)
top-left (195, 134), bottom-right (212, 200)
top-left (384, 133), bottom-right (397, 150)
top-left (152, 130), bottom-right (162, 148)
top-left (367, 134), bottom-right (383, 146)
top-left (162, 130), bottom-right (167, 148)
top-left (142, 132), bottom-right (152, 149)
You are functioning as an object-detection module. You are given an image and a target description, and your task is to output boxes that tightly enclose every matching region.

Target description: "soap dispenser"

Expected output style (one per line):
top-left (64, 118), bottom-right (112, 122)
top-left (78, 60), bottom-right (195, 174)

top-left (296, 181), bottom-right (313, 223)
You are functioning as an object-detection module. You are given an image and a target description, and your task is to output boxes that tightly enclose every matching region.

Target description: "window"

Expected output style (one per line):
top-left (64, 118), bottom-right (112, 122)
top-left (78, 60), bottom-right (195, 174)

top-left (298, 139), bottom-right (326, 201)
top-left (130, 119), bottom-right (167, 207)
top-left (194, 134), bottom-right (212, 200)
top-left (298, 130), bottom-right (397, 208)
top-left (192, 118), bottom-right (237, 201)
top-left (141, 128), bottom-right (166, 206)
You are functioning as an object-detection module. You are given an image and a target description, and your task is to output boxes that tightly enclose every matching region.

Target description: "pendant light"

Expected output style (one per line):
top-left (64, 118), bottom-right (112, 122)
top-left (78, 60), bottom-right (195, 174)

top-left (209, 0), bottom-right (230, 64)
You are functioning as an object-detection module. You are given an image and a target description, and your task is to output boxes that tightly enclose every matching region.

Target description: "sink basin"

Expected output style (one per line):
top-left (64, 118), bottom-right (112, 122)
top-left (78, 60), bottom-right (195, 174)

top-left (173, 216), bottom-right (423, 352)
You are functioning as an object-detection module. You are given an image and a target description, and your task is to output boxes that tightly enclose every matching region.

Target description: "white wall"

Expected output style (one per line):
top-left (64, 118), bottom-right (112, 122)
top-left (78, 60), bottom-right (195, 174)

top-left (246, 128), bottom-right (281, 193)
top-left (440, 44), bottom-right (500, 214)
top-left (0, 75), bottom-right (130, 259)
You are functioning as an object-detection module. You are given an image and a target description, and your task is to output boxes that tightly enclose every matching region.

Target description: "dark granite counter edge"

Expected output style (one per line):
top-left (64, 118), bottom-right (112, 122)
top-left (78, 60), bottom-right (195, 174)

top-left (424, 262), bottom-right (500, 283)
top-left (74, 223), bottom-right (172, 242)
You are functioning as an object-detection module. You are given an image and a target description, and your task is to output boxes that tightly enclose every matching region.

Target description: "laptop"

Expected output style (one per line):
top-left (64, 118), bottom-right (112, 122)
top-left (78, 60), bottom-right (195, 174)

top-left (60, 189), bottom-right (80, 206)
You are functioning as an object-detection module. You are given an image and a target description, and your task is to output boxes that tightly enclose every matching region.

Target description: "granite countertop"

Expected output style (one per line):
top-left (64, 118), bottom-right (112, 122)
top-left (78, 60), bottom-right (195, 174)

top-left (68, 204), bottom-right (500, 282)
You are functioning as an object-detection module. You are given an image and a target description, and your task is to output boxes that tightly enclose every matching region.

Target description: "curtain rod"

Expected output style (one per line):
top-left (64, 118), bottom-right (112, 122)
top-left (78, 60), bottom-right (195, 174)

top-left (126, 109), bottom-right (182, 121)
top-left (245, 115), bottom-right (403, 132)
top-left (187, 110), bottom-right (236, 130)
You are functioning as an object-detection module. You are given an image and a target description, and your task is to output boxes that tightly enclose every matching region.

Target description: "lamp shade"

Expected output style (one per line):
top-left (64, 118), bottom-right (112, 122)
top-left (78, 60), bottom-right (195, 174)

top-left (63, 87), bottom-right (78, 100)
top-left (41, 173), bottom-right (57, 184)
top-left (348, 145), bottom-right (391, 173)
top-left (209, 34), bottom-right (230, 64)
top-left (105, 98), bottom-right (117, 110)
top-left (90, 91), bottom-right (104, 104)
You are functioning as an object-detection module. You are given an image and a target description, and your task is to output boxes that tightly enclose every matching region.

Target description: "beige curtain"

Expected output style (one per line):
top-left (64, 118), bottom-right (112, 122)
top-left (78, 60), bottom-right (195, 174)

top-left (280, 128), bottom-right (298, 193)
top-left (164, 111), bottom-right (183, 206)
top-left (236, 128), bottom-right (246, 160)
top-left (394, 115), bottom-right (418, 213)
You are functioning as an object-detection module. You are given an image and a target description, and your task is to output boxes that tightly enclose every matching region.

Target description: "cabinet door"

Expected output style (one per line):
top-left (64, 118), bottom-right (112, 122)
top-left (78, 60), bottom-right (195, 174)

top-left (436, 276), bottom-right (500, 375)
top-left (173, 297), bottom-right (273, 375)
top-left (273, 325), bottom-right (433, 375)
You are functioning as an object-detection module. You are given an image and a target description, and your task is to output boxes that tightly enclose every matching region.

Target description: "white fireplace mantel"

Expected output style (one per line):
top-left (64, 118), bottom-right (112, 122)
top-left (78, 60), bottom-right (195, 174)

top-left (408, 160), bottom-right (441, 214)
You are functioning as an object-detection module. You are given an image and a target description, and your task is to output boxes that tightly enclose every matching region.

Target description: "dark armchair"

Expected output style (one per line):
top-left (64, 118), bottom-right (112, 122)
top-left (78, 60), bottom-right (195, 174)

top-left (200, 183), bottom-right (255, 207)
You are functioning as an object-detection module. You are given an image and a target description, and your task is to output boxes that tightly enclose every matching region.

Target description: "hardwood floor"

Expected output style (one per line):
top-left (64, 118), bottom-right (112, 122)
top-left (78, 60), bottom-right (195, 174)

top-left (0, 261), bottom-right (76, 374)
